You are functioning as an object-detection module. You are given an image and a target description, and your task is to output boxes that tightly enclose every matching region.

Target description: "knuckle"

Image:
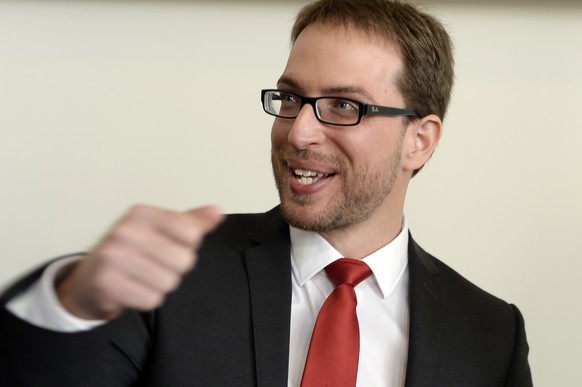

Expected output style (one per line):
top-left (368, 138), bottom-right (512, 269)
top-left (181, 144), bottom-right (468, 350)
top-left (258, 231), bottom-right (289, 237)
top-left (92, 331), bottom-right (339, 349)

top-left (96, 244), bottom-right (124, 267)
top-left (159, 275), bottom-right (180, 293)
top-left (178, 217), bottom-right (205, 243)
top-left (175, 251), bottom-right (195, 272)
top-left (190, 234), bottom-right (204, 248)
top-left (146, 292), bottom-right (165, 310)
top-left (128, 204), bottom-right (151, 217)
top-left (109, 224), bottom-right (137, 243)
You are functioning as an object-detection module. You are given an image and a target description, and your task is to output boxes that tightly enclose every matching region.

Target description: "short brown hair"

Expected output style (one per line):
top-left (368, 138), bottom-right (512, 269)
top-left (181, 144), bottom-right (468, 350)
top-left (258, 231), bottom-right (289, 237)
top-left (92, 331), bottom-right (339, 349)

top-left (292, 0), bottom-right (455, 122)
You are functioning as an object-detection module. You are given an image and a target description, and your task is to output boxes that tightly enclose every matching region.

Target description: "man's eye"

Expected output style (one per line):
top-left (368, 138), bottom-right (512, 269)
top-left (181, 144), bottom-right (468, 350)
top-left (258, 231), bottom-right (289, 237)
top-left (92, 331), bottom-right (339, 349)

top-left (335, 99), bottom-right (357, 110)
top-left (281, 93), bottom-right (298, 103)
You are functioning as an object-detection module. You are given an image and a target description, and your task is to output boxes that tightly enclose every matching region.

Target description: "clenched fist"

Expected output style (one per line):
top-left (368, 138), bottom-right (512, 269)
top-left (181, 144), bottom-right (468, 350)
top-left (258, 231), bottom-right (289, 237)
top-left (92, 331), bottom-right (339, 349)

top-left (56, 204), bottom-right (224, 320)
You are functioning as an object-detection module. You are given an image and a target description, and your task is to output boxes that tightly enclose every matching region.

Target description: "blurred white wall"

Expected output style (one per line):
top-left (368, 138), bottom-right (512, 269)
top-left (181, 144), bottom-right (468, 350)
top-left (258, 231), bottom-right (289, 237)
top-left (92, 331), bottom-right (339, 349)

top-left (1, 1), bottom-right (580, 385)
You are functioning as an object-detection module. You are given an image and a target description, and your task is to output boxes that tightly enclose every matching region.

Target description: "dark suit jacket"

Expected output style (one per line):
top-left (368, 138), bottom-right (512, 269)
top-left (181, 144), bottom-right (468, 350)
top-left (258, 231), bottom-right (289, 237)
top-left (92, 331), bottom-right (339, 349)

top-left (0, 207), bottom-right (532, 386)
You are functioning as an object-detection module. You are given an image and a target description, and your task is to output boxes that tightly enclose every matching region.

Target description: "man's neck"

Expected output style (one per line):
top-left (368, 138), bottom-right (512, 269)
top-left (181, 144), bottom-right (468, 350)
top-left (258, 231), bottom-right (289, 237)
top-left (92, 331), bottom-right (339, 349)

top-left (318, 208), bottom-right (404, 259)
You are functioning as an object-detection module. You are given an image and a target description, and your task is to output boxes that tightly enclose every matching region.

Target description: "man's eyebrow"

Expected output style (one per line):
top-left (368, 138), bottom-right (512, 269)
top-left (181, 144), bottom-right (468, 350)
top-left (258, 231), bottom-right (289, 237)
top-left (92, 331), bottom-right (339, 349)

top-left (320, 86), bottom-right (375, 102)
top-left (276, 76), bottom-right (303, 93)
top-left (276, 76), bottom-right (375, 102)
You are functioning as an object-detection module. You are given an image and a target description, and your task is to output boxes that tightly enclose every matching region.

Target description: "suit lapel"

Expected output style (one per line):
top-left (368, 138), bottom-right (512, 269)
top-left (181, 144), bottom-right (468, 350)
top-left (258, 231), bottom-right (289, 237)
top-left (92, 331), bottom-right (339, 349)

top-left (241, 214), bottom-right (446, 386)
top-left (244, 208), bottom-right (293, 387)
top-left (404, 235), bottom-right (444, 387)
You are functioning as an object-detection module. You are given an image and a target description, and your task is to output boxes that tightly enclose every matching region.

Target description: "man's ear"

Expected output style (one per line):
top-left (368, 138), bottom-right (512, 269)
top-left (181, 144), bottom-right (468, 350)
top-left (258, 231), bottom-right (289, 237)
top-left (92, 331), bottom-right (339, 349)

top-left (401, 114), bottom-right (442, 173)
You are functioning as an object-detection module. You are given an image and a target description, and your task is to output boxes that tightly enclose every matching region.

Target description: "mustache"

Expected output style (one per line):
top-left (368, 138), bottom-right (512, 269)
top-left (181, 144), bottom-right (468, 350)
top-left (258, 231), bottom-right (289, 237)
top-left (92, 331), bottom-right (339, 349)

top-left (277, 145), bottom-right (343, 170)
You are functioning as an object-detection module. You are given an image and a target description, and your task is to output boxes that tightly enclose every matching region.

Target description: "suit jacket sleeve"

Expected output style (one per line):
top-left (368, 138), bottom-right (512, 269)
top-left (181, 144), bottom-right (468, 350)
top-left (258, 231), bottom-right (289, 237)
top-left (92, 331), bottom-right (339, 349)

top-left (505, 304), bottom-right (533, 387)
top-left (0, 258), bottom-right (153, 386)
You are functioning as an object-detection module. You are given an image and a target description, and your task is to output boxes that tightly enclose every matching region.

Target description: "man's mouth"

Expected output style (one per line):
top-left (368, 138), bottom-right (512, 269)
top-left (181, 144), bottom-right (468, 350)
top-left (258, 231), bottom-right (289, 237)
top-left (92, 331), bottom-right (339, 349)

top-left (293, 168), bottom-right (332, 185)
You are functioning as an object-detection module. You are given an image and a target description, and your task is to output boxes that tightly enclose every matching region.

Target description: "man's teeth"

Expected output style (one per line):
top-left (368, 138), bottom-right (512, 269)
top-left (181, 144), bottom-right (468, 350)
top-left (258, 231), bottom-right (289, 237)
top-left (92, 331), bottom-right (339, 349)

top-left (294, 168), bottom-right (328, 185)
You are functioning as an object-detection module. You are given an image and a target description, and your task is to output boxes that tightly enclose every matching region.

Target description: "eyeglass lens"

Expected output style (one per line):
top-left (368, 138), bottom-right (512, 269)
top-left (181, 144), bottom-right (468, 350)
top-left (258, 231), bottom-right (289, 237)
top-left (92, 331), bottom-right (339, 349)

top-left (265, 90), bottom-right (360, 125)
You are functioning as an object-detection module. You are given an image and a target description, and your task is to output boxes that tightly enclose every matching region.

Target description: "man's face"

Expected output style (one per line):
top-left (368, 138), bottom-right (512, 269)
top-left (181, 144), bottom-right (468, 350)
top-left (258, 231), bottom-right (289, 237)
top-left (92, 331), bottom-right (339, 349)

top-left (271, 23), bottom-right (410, 233)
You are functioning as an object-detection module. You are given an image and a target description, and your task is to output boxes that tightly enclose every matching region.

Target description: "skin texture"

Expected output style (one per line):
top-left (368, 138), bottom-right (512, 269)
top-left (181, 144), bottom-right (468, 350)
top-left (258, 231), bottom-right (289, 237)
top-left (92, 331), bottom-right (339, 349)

top-left (271, 23), bottom-right (442, 259)
top-left (57, 23), bottom-right (442, 320)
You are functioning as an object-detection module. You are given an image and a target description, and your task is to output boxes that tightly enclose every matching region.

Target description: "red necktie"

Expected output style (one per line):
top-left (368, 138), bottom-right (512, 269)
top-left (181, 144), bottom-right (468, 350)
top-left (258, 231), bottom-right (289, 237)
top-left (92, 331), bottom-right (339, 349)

top-left (301, 258), bottom-right (373, 387)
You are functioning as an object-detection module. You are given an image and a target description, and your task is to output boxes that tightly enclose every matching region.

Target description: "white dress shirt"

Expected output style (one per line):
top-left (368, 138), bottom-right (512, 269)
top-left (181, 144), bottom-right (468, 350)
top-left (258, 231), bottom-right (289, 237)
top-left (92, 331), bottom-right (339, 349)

top-left (288, 223), bottom-right (409, 387)
top-left (7, 221), bottom-right (410, 387)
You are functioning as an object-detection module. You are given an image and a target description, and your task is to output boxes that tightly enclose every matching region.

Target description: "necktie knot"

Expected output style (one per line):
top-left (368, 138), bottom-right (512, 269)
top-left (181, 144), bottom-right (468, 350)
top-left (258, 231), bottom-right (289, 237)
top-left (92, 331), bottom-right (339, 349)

top-left (325, 258), bottom-right (372, 288)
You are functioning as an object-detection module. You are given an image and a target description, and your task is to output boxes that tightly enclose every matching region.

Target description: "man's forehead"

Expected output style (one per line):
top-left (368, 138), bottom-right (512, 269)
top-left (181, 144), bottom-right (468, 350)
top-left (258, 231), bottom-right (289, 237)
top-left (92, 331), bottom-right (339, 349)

top-left (287, 22), bottom-right (403, 80)
top-left (292, 22), bottom-right (401, 55)
top-left (280, 22), bottom-right (404, 100)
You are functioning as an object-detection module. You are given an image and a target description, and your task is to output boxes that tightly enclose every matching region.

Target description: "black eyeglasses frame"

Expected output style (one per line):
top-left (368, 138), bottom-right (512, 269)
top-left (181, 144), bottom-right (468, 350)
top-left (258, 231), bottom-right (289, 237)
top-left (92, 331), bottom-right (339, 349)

top-left (261, 89), bottom-right (417, 127)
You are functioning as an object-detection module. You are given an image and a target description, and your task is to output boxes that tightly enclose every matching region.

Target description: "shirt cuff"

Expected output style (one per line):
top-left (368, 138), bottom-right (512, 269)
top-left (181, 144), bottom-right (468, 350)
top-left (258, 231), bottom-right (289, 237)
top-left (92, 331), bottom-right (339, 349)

top-left (6, 255), bottom-right (107, 332)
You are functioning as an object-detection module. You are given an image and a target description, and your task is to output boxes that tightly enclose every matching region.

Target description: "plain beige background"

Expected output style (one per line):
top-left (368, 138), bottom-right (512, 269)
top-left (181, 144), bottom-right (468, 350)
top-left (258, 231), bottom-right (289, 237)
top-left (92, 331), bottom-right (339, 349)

top-left (1, 1), bottom-right (581, 385)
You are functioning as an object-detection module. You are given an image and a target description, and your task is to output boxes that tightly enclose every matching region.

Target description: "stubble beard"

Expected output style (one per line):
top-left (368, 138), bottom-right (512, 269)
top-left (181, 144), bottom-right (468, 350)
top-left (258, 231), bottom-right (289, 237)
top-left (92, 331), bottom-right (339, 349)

top-left (272, 138), bottom-right (403, 233)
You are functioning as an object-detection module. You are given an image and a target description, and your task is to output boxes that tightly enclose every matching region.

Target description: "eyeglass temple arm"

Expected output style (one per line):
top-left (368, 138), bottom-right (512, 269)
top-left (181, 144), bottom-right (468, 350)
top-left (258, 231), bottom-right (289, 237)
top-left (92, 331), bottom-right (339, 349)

top-left (364, 104), bottom-right (417, 117)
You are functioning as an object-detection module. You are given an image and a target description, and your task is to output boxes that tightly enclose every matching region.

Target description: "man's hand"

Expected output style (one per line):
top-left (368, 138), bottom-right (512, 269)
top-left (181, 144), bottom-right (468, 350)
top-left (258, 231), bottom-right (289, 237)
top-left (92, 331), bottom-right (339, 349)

top-left (56, 205), bottom-right (224, 320)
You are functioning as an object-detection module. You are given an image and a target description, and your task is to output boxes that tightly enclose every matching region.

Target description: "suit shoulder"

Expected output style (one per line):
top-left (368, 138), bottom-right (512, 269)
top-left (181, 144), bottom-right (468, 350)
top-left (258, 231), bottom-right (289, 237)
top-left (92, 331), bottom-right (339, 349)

top-left (409, 237), bottom-right (514, 314)
top-left (407, 237), bottom-right (532, 384)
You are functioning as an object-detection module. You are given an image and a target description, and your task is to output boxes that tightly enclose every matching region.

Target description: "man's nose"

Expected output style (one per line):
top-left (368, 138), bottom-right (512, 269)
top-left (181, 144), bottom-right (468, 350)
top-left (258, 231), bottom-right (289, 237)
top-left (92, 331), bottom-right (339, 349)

top-left (287, 103), bottom-right (325, 150)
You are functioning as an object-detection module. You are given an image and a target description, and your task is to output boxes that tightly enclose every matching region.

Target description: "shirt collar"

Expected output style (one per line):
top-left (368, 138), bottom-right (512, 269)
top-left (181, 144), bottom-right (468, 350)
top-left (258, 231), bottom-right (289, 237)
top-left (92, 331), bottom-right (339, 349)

top-left (290, 218), bottom-right (409, 299)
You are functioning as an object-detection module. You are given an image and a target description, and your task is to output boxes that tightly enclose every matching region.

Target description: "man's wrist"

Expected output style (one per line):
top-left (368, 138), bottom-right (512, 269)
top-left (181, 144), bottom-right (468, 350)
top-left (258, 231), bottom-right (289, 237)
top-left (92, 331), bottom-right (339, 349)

top-left (6, 255), bottom-right (107, 332)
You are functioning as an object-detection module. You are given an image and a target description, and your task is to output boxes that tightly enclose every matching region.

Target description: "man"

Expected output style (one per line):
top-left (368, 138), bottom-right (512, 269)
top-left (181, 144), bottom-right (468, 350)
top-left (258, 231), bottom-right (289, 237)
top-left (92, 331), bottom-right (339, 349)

top-left (0, 0), bottom-right (533, 386)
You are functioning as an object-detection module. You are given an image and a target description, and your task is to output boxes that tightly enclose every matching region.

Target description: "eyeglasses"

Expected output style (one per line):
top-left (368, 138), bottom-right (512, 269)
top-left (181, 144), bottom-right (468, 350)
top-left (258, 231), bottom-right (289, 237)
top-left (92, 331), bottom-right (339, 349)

top-left (261, 89), bottom-right (417, 126)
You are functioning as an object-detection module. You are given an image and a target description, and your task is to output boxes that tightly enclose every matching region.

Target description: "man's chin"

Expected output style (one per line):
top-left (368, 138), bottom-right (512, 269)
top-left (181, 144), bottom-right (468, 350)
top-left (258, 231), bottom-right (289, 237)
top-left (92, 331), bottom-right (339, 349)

top-left (280, 199), bottom-right (331, 232)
